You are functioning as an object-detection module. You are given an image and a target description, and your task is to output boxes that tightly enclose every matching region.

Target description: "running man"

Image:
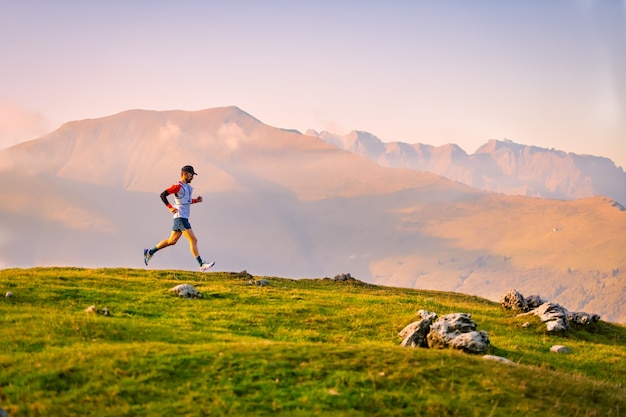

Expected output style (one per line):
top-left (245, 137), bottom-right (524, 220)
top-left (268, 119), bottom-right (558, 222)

top-left (143, 165), bottom-right (215, 271)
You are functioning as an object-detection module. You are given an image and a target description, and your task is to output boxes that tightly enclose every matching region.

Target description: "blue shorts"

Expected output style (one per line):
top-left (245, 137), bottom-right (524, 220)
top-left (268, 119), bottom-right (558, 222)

top-left (172, 218), bottom-right (192, 231)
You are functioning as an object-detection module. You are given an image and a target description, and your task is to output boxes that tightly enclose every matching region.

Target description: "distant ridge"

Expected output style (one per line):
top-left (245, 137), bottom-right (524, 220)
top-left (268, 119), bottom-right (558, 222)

top-left (308, 131), bottom-right (626, 205)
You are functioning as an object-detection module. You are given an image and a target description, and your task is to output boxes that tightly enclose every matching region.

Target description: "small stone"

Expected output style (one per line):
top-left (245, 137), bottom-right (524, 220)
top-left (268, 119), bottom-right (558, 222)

top-left (169, 284), bottom-right (202, 298)
top-left (333, 273), bottom-right (353, 281)
top-left (231, 270), bottom-right (253, 279)
top-left (483, 355), bottom-right (516, 365)
top-left (550, 345), bottom-right (572, 354)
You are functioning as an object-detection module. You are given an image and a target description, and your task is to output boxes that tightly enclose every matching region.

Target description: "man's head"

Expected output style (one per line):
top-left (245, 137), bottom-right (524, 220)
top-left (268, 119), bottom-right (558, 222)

top-left (181, 165), bottom-right (197, 183)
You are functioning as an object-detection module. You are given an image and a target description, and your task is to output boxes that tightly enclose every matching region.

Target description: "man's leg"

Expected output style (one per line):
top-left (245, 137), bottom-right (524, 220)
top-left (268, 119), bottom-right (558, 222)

top-left (182, 228), bottom-right (214, 270)
top-left (156, 230), bottom-right (183, 250)
top-left (145, 230), bottom-right (183, 265)
top-left (182, 228), bottom-right (200, 258)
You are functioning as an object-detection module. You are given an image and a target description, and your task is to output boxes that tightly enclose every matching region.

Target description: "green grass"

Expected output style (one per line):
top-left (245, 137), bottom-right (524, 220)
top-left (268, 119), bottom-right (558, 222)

top-left (0, 267), bottom-right (624, 416)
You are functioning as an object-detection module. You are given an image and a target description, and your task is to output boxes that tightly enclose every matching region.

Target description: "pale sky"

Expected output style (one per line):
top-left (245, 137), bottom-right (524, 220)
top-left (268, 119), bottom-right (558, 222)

top-left (1, 0), bottom-right (625, 168)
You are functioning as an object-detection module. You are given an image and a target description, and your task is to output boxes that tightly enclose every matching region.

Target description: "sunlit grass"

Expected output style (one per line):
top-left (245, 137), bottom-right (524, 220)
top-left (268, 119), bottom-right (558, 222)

top-left (1, 267), bottom-right (624, 416)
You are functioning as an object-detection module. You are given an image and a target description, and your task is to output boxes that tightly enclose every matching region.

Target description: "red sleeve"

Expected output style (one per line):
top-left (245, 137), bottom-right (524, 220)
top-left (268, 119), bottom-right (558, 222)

top-left (160, 183), bottom-right (182, 208)
top-left (165, 183), bottom-right (182, 194)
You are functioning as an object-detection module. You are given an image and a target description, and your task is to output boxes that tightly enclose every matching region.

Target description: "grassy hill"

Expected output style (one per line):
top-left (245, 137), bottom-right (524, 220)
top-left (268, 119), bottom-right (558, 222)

top-left (0, 268), bottom-right (624, 416)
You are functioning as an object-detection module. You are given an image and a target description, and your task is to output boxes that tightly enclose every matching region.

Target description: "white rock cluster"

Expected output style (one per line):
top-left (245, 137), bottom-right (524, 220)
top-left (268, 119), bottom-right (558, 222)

top-left (500, 289), bottom-right (600, 332)
top-left (399, 310), bottom-right (490, 354)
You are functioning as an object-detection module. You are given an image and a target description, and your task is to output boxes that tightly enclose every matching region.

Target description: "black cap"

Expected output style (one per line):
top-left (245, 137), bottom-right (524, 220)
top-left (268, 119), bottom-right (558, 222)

top-left (181, 165), bottom-right (198, 175)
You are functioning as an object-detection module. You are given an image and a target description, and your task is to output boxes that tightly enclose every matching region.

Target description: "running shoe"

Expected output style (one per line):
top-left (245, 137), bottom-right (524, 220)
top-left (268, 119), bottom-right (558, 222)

top-left (200, 261), bottom-right (215, 272)
top-left (143, 249), bottom-right (152, 266)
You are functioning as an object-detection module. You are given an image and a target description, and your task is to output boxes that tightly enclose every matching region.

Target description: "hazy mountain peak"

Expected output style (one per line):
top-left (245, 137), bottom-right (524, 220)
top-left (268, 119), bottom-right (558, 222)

top-left (0, 107), bottom-right (451, 199)
top-left (436, 143), bottom-right (467, 155)
top-left (312, 131), bottom-right (625, 205)
top-left (474, 138), bottom-right (503, 154)
top-left (475, 138), bottom-right (564, 158)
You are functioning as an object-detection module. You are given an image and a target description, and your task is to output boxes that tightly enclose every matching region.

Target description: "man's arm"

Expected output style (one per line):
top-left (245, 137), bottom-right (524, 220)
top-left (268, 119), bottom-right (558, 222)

top-left (160, 184), bottom-right (181, 212)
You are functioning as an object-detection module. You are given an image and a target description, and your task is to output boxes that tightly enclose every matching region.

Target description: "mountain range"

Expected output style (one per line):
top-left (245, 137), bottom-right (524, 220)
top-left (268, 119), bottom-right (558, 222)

top-left (308, 130), bottom-right (626, 205)
top-left (0, 106), bottom-right (624, 323)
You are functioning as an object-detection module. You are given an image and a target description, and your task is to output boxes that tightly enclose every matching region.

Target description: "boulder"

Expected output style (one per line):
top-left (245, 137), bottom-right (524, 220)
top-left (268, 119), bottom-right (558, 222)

top-left (431, 313), bottom-right (476, 333)
top-left (169, 284), bottom-right (202, 299)
top-left (399, 311), bottom-right (489, 354)
top-left (524, 294), bottom-right (546, 309)
top-left (449, 331), bottom-right (490, 354)
top-left (568, 311), bottom-right (601, 325)
top-left (499, 289), bottom-right (528, 312)
top-left (426, 313), bottom-right (489, 354)
top-left (398, 310), bottom-right (438, 348)
top-left (531, 302), bottom-right (569, 332)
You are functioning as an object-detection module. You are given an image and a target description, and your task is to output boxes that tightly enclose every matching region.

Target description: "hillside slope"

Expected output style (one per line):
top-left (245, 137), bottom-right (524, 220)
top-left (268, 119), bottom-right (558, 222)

top-left (0, 267), bottom-right (624, 416)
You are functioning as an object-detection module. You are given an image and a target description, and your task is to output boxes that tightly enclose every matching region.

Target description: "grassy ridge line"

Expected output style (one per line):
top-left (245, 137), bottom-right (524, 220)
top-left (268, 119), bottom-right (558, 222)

top-left (0, 267), bottom-right (625, 416)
